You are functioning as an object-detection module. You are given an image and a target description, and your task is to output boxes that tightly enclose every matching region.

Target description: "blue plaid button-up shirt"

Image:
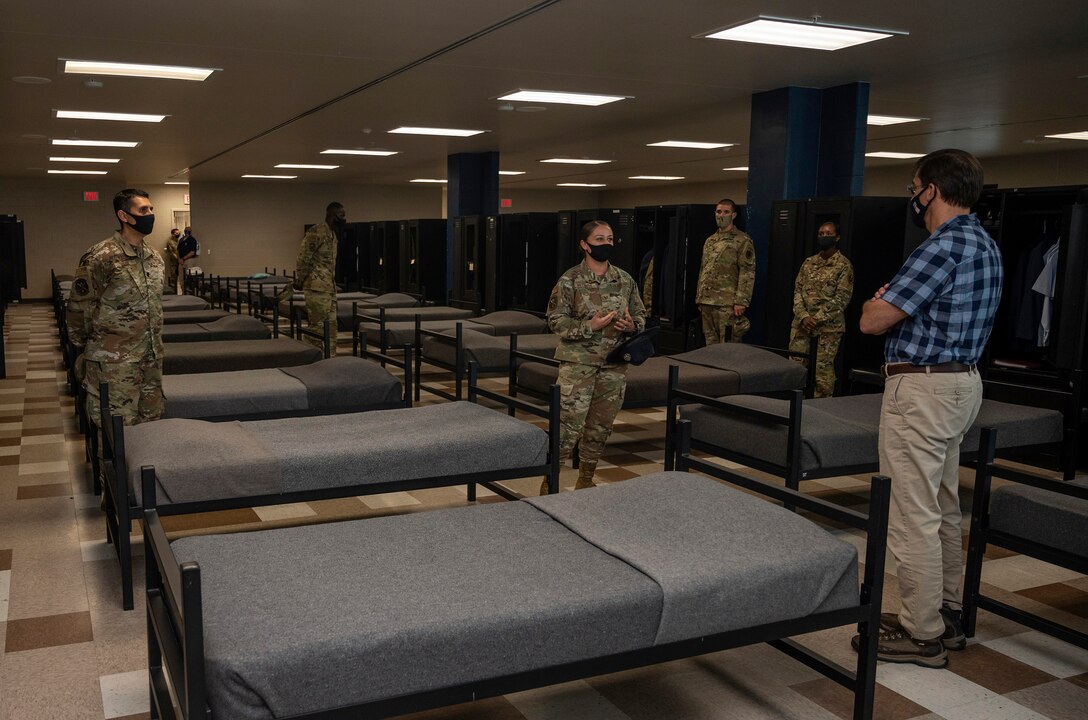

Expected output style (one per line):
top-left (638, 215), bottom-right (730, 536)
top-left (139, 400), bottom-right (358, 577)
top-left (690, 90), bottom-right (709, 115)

top-left (882, 213), bottom-right (1003, 365)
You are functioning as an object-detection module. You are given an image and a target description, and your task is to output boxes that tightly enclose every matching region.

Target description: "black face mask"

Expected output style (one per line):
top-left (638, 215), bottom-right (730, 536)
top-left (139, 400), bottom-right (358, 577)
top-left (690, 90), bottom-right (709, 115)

top-left (910, 188), bottom-right (931, 229)
top-left (815, 235), bottom-right (836, 252)
top-left (124, 212), bottom-right (155, 236)
top-left (585, 242), bottom-right (613, 262)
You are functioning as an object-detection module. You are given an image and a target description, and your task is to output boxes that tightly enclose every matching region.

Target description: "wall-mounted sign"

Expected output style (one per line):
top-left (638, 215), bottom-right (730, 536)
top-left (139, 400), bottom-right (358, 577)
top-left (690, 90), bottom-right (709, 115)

top-left (500, 198), bottom-right (512, 208)
top-left (84, 191), bottom-right (99, 202)
top-left (184, 193), bottom-right (191, 205)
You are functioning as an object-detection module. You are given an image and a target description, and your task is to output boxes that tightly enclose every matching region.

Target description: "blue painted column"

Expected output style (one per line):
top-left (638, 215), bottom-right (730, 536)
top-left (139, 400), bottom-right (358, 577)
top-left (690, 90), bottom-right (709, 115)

top-left (745, 82), bottom-right (868, 342)
top-left (446, 152), bottom-right (499, 295)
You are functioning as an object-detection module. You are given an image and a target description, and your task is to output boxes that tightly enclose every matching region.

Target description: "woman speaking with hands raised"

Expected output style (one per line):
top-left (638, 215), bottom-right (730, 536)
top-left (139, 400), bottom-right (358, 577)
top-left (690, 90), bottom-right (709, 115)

top-left (544, 220), bottom-right (646, 491)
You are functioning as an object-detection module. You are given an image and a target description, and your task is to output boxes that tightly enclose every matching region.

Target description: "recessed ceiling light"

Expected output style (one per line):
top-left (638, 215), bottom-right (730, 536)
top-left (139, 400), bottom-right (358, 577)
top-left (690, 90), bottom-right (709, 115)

top-left (648, 140), bottom-right (734, 149)
top-left (165, 181), bottom-right (189, 185)
top-left (52, 138), bottom-right (140, 148)
top-left (275, 164), bottom-right (339, 170)
top-left (13, 76), bottom-right (51, 84)
top-left (700, 16), bottom-right (905, 51)
top-left (49, 156), bottom-right (120, 163)
top-left (320, 149), bottom-right (398, 156)
top-left (865, 151), bottom-right (925, 159)
top-left (498, 171), bottom-right (526, 175)
top-left (47, 169), bottom-right (108, 175)
top-left (557, 183), bottom-right (606, 187)
top-left (541, 158), bottom-right (611, 165)
top-left (242, 174), bottom-right (296, 179)
top-left (389, 126), bottom-right (486, 137)
top-left (409, 178), bottom-right (448, 183)
top-left (56, 110), bottom-right (166, 123)
top-left (1045, 131), bottom-right (1088, 141)
top-left (62, 59), bottom-right (218, 82)
top-left (722, 166), bottom-right (749, 171)
top-left (629, 175), bottom-right (685, 181)
top-left (867, 114), bottom-right (926, 126)
top-left (497, 90), bottom-right (628, 106)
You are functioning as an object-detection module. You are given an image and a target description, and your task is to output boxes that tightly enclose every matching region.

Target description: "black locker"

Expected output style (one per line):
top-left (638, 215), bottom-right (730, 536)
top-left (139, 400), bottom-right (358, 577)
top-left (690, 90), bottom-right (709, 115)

top-left (336, 222), bottom-right (365, 290)
top-left (0, 215), bottom-right (27, 303)
top-left (365, 221), bottom-right (400, 292)
top-left (451, 215), bottom-right (489, 306)
top-left (556, 211), bottom-right (578, 277)
top-left (494, 213), bottom-right (559, 312)
top-left (574, 208), bottom-right (637, 277)
top-left (398, 219), bottom-right (446, 302)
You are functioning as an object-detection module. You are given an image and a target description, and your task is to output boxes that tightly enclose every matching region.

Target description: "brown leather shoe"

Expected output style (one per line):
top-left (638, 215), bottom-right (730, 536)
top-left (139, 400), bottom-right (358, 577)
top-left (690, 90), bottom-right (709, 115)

top-left (851, 613), bottom-right (948, 668)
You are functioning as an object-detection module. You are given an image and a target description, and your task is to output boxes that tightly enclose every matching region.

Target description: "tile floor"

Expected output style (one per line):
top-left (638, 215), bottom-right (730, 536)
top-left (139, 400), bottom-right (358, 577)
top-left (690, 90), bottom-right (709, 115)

top-left (0, 301), bottom-right (1086, 719)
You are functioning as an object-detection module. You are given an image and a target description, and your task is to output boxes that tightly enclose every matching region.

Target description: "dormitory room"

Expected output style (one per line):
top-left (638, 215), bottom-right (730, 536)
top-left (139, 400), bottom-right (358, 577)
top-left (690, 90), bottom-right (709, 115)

top-left (3, 1), bottom-right (1088, 718)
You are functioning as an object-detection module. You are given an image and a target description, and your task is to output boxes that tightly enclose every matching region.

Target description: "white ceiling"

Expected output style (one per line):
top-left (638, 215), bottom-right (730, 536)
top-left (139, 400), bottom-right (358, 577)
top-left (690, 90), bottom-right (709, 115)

top-left (3, 0), bottom-right (1087, 189)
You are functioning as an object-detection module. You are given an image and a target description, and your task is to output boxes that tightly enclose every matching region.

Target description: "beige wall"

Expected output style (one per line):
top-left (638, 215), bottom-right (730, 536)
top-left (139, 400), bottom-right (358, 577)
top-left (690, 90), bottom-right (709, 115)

top-left (498, 188), bottom-right (600, 213)
top-left (599, 179), bottom-right (749, 208)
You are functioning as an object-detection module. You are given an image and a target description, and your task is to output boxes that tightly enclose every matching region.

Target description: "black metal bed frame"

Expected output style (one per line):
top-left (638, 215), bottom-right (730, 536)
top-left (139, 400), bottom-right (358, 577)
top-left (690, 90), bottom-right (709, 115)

top-left (141, 418), bottom-right (889, 720)
top-left (101, 362), bottom-right (560, 610)
top-left (347, 292), bottom-right (436, 356)
top-left (962, 426), bottom-right (1088, 650)
top-left (663, 367), bottom-right (1082, 490)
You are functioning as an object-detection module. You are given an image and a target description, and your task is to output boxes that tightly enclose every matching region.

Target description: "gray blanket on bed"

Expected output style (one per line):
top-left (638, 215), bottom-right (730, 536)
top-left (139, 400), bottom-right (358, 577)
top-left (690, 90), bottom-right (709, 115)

top-left (281, 356), bottom-right (401, 410)
top-left (171, 472), bottom-right (857, 720)
top-left (162, 315), bottom-right (271, 342)
top-left (162, 295), bottom-right (210, 312)
top-left (163, 338), bottom-right (322, 374)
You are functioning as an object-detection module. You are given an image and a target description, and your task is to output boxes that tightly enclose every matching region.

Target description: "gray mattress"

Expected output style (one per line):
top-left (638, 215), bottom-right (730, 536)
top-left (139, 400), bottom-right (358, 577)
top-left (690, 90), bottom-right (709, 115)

top-left (162, 357), bottom-right (401, 419)
top-left (518, 343), bottom-right (806, 404)
top-left (162, 315), bottom-right (271, 343)
top-left (163, 338), bottom-right (322, 375)
top-left (358, 307), bottom-right (476, 345)
top-left (989, 478), bottom-right (1088, 558)
top-left (162, 295), bottom-right (211, 312)
top-left (171, 472), bottom-right (857, 720)
top-left (424, 329), bottom-right (559, 372)
top-left (127, 401), bottom-right (549, 504)
top-left (683, 392), bottom-right (1066, 474)
top-left (162, 309), bottom-right (232, 325)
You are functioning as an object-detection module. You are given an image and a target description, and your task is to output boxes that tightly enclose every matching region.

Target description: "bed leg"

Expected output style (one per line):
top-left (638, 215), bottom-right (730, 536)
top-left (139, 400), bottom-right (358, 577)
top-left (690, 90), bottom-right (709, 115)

top-left (549, 384), bottom-right (561, 494)
top-left (665, 365), bottom-right (679, 471)
top-left (467, 483), bottom-right (477, 501)
top-left (963, 427), bottom-right (997, 638)
top-left (854, 474), bottom-right (890, 720)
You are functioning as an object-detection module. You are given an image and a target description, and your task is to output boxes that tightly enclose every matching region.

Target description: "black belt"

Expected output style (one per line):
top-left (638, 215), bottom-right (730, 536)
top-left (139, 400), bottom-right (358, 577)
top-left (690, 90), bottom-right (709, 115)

top-left (882, 361), bottom-right (976, 378)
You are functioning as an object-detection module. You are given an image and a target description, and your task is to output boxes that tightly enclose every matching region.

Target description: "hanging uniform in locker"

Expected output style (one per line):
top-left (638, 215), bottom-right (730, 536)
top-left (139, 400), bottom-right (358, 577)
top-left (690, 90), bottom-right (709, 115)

top-left (366, 221), bottom-right (400, 293)
top-left (452, 215), bottom-right (489, 307)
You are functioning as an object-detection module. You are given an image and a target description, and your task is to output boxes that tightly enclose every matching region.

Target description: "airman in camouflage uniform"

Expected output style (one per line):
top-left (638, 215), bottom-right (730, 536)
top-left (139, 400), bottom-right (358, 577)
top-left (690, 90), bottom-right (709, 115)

top-left (789, 222), bottom-right (854, 398)
top-left (696, 199), bottom-right (755, 344)
top-left (295, 202), bottom-right (345, 355)
top-left (164, 229), bottom-right (181, 292)
top-left (68, 189), bottom-right (165, 430)
top-left (544, 220), bottom-right (646, 493)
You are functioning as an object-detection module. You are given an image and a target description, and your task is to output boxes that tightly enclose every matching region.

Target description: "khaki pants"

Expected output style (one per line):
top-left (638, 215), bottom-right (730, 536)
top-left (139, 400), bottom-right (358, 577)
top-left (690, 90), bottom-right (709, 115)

top-left (698, 304), bottom-right (749, 344)
top-left (879, 369), bottom-right (982, 640)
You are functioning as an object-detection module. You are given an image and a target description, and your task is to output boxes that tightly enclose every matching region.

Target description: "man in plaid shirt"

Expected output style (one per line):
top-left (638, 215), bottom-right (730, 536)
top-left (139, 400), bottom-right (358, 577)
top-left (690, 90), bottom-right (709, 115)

top-left (858, 149), bottom-right (1003, 668)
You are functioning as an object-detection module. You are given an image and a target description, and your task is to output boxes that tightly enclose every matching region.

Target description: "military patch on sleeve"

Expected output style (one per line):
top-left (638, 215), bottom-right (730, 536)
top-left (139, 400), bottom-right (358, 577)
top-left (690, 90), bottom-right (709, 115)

top-left (72, 278), bottom-right (91, 298)
top-left (745, 247), bottom-right (755, 261)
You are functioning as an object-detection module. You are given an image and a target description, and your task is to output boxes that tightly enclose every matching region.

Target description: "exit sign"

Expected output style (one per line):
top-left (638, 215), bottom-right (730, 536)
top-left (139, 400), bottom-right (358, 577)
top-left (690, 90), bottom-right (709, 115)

top-left (500, 198), bottom-right (512, 208)
top-left (84, 191), bottom-right (99, 202)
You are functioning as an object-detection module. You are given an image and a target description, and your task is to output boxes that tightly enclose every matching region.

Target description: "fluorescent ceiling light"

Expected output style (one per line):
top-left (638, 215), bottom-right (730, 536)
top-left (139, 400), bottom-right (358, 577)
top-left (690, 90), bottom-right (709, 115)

top-left (165, 181), bottom-right (189, 185)
top-left (47, 169), bottom-right (108, 175)
top-left (242, 174), bottom-right (296, 179)
top-left (865, 151), bottom-right (924, 159)
top-left (540, 158), bottom-right (611, 165)
top-left (63, 59), bottom-right (217, 82)
top-left (557, 183), bottom-right (606, 187)
top-left (497, 90), bottom-right (627, 106)
top-left (630, 175), bottom-right (685, 181)
top-left (49, 156), bottom-right (120, 163)
top-left (320, 149), bottom-right (398, 156)
top-left (52, 138), bottom-right (140, 148)
top-left (275, 164), bottom-right (339, 170)
top-left (498, 170), bottom-right (526, 176)
top-left (867, 114), bottom-right (925, 126)
top-left (56, 109), bottom-right (166, 123)
top-left (722, 166), bottom-right (749, 171)
top-left (410, 178), bottom-right (448, 183)
top-left (648, 140), bottom-right (733, 149)
top-left (389, 126), bottom-right (485, 137)
top-left (701, 17), bottom-right (903, 51)
top-left (1045, 131), bottom-right (1088, 141)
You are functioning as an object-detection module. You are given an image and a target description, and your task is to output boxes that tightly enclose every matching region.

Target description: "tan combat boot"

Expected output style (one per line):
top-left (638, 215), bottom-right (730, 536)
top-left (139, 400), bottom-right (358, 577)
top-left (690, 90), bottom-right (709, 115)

top-left (574, 461), bottom-right (597, 490)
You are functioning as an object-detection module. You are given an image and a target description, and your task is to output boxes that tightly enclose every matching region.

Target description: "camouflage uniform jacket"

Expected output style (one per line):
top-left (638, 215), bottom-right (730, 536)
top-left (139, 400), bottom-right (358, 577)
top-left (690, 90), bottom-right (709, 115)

top-left (67, 232), bottom-right (165, 363)
top-left (792, 250), bottom-right (854, 333)
top-left (164, 237), bottom-right (180, 269)
top-left (547, 260), bottom-right (646, 367)
top-left (296, 222), bottom-right (337, 293)
top-left (695, 228), bottom-right (756, 307)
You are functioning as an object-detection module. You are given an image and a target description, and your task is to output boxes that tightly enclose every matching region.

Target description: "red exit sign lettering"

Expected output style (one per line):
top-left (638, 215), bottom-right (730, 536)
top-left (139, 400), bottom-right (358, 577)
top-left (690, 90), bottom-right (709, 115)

top-left (84, 191), bottom-right (99, 202)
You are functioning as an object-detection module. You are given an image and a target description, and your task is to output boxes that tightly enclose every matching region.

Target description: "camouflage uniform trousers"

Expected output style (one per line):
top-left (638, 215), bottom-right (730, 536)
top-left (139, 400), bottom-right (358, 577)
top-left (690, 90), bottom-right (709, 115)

top-left (304, 291), bottom-right (337, 356)
top-left (698, 304), bottom-right (749, 344)
top-left (558, 362), bottom-right (628, 484)
top-left (789, 329), bottom-right (843, 398)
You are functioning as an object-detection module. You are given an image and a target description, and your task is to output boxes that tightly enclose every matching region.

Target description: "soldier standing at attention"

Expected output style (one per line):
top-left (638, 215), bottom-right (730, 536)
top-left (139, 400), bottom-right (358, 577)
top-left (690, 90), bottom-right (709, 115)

top-left (294, 202), bottom-right (346, 355)
top-left (696, 199), bottom-right (755, 344)
top-left (68, 188), bottom-right (165, 430)
top-left (544, 220), bottom-right (646, 492)
top-left (164, 228), bottom-right (181, 293)
top-left (789, 221), bottom-right (854, 397)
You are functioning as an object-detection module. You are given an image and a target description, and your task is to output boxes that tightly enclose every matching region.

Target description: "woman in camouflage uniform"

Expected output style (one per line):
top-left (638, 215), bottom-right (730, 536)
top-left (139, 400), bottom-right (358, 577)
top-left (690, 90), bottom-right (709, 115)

top-left (544, 220), bottom-right (646, 491)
